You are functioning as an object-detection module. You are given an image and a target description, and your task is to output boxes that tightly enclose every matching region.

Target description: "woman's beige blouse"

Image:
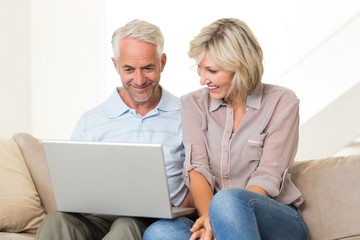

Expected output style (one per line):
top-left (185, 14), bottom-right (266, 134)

top-left (180, 83), bottom-right (304, 207)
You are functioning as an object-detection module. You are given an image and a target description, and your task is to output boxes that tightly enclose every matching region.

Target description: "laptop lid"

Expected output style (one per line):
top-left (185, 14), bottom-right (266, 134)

top-left (42, 140), bottom-right (195, 219)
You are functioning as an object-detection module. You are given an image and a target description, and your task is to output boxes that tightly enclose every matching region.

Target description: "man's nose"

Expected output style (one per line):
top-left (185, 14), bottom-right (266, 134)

top-left (133, 69), bottom-right (146, 86)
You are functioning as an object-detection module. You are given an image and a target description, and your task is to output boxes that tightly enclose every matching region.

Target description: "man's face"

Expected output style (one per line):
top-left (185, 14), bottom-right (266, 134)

top-left (113, 38), bottom-right (166, 103)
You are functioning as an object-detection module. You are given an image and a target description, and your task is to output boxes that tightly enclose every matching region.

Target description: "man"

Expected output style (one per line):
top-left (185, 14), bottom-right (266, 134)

top-left (36, 19), bottom-right (192, 240)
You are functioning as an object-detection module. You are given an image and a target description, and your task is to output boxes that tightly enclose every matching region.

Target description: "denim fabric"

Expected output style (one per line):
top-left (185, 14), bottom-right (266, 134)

top-left (143, 217), bottom-right (194, 240)
top-left (143, 188), bottom-right (308, 240)
top-left (209, 188), bottom-right (308, 240)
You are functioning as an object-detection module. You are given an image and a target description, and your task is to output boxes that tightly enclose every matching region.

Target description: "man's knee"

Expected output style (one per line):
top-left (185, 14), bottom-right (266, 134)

top-left (39, 211), bottom-right (70, 228)
top-left (36, 211), bottom-right (78, 240)
top-left (111, 217), bottom-right (138, 228)
top-left (104, 217), bottom-right (146, 240)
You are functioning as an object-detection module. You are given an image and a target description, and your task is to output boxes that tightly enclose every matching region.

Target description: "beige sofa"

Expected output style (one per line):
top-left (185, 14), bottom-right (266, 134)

top-left (0, 133), bottom-right (56, 240)
top-left (0, 133), bottom-right (360, 239)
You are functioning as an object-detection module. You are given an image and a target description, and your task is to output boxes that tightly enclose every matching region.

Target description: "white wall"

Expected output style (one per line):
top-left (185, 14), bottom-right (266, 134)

top-left (0, 0), bottom-right (31, 138)
top-left (106, 0), bottom-right (360, 125)
top-left (1, 0), bottom-right (107, 139)
top-left (1, 0), bottom-right (360, 158)
top-left (30, 0), bottom-right (107, 139)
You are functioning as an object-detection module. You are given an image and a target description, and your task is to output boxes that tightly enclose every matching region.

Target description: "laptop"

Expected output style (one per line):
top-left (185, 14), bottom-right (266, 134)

top-left (42, 140), bottom-right (195, 219)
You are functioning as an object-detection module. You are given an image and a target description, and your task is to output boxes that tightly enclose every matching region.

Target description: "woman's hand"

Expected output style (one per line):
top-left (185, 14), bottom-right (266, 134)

top-left (189, 215), bottom-right (215, 240)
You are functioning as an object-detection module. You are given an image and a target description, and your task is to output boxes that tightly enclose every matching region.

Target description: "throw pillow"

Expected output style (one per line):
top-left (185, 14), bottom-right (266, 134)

top-left (0, 138), bottom-right (46, 233)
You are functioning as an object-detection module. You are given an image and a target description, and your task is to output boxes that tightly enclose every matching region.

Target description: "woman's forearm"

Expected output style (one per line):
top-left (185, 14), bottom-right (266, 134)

top-left (189, 169), bottom-right (213, 216)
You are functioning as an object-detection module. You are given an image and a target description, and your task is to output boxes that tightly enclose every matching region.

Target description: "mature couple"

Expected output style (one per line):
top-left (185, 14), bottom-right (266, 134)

top-left (36, 18), bottom-right (308, 240)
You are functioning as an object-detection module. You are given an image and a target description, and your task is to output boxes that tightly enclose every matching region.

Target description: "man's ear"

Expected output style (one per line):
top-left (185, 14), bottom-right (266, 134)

top-left (160, 53), bottom-right (167, 72)
top-left (111, 57), bottom-right (119, 73)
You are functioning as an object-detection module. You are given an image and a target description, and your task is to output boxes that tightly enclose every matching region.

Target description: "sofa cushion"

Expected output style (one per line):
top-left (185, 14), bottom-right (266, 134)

top-left (0, 232), bottom-right (35, 240)
top-left (12, 133), bottom-right (57, 214)
top-left (0, 138), bottom-right (46, 233)
top-left (291, 155), bottom-right (360, 240)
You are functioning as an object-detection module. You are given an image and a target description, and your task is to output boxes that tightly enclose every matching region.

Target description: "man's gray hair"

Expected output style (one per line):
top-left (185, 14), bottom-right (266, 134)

top-left (111, 19), bottom-right (164, 58)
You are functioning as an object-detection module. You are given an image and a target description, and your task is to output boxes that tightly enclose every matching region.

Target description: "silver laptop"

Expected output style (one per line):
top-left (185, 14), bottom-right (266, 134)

top-left (42, 140), bottom-right (195, 219)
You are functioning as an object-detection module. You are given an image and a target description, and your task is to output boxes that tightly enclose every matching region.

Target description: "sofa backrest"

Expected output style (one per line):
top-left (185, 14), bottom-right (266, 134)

top-left (291, 155), bottom-right (360, 240)
top-left (12, 133), bottom-right (57, 214)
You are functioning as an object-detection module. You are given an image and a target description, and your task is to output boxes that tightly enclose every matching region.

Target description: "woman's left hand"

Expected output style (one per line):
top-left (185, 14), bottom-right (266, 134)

top-left (189, 215), bottom-right (215, 240)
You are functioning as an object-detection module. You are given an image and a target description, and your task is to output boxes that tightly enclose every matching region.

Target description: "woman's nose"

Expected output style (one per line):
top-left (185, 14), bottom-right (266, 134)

top-left (200, 75), bottom-right (211, 86)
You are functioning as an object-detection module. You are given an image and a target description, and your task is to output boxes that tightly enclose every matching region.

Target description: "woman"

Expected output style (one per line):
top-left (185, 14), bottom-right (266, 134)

top-left (144, 18), bottom-right (308, 240)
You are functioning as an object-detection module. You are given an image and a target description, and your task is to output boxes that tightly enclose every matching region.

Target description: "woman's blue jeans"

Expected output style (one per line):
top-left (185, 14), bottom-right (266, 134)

top-left (143, 188), bottom-right (308, 240)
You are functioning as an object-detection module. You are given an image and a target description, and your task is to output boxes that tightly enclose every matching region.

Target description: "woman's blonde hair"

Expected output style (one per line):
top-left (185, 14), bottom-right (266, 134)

top-left (188, 18), bottom-right (263, 105)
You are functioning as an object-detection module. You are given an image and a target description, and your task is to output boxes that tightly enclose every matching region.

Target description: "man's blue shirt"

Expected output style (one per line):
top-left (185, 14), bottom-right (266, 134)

top-left (71, 87), bottom-right (187, 206)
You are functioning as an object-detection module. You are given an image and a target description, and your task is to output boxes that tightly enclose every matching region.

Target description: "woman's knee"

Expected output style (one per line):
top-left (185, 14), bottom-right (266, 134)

top-left (143, 219), bottom-right (173, 240)
top-left (143, 221), bottom-right (161, 240)
top-left (210, 188), bottom-right (255, 214)
top-left (143, 218), bottom-right (193, 240)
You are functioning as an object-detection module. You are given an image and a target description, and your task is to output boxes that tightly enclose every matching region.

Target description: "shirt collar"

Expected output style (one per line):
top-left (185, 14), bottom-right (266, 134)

top-left (157, 86), bottom-right (180, 112)
top-left (209, 83), bottom-right (263, 112)
top-left (246, 83), bottom-right (263, 110)
top-left (209, 98), bottom-right (226, 112)
top-left (103, 86), bottom-right (179, 118)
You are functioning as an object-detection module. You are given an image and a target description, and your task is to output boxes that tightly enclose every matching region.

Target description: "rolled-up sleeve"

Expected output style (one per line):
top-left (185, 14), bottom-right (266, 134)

top-left (181, 93), bottom-right (216, 190)
top-left (183, 143), bottom-right (216, 191)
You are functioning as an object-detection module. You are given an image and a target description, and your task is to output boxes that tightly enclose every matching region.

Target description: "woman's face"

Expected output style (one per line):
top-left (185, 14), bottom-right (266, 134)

top-left (197, 50), bottom-right (234, 100)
